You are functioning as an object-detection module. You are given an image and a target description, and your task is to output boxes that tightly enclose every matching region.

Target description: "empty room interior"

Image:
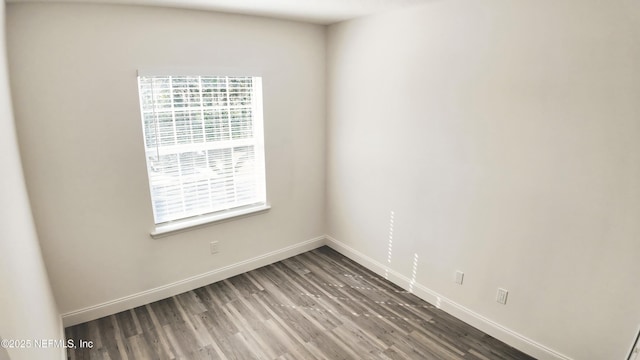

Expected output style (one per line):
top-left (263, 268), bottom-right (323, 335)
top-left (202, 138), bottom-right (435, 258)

top-left (1, 0), bottom-right (640, 359)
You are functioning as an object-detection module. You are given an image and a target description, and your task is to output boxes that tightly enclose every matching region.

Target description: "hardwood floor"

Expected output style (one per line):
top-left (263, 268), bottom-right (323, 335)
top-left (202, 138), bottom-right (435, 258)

top-left (66, 246), bottom-right (535, 360)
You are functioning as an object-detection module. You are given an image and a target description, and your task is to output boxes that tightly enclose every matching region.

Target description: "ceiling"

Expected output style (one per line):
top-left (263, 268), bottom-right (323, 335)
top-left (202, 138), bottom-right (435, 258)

top-left (5, 0), bottom-right (432, 24)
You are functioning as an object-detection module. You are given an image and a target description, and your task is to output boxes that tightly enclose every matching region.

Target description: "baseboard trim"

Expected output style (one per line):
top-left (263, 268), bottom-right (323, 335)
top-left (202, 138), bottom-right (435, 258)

top-left (61, 236), bottom-right (326, 327)
top-left (325, 235), bottom-right (572, 360)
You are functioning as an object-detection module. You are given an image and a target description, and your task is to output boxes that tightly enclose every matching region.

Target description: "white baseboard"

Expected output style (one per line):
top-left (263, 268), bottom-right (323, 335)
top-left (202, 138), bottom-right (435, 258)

top-left (325, 235), bottom-right (573, 360)
top-left (61, 234), bottom-right (571, 360)
top-left (61, 236), bottom-right (326, 327)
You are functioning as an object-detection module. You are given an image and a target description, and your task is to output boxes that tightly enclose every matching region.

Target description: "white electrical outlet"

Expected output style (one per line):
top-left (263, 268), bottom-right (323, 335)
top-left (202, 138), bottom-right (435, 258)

top-left (496, 288), bottom-right (508, 305)
top-left (455, 271), bottom-right (464, 285)
top-left (210, 241), bottom-right (219, 254)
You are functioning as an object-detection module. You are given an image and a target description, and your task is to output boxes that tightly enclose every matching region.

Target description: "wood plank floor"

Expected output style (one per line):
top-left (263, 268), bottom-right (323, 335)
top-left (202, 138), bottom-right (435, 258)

top-left (66, 246), bottom-right (535, 360)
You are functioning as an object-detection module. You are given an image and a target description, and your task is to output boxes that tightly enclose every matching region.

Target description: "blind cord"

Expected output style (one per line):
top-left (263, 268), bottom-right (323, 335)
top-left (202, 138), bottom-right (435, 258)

top-left (150, 77), bottom-right (161, 161)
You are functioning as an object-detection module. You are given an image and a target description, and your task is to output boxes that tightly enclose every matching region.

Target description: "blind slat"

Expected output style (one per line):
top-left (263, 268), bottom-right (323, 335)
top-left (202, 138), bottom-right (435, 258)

top-left (137, 75), bottom-right (266, 224)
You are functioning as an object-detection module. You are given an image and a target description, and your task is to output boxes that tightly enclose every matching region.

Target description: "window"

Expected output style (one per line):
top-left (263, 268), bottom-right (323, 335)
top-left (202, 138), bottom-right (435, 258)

top-left (137, 74), bottom-right (267, 234)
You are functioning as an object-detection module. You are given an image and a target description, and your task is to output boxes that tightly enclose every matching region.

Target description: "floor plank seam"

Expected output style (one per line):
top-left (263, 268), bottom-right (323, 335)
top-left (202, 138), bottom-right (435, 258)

top-left (65, 246), bottom-right (535, 360)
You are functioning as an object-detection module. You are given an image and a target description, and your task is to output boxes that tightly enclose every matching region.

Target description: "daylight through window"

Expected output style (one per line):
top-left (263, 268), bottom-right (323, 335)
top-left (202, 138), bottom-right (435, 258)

top-left (137, 74), bottom-right (266, 225)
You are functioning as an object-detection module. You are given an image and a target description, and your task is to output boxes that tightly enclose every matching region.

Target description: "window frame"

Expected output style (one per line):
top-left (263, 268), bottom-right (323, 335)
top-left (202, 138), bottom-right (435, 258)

top-left (136, 69), bottom-right (269, 238)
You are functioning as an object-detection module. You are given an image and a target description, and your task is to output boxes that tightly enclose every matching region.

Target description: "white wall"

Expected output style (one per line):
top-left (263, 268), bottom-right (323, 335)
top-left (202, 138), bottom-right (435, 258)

top-left (0, 2), bottom-right (65, 360)
top-left (327, 0), bottom-right (640, 359)
top-left (7, 3), bottom-right (325, 320)
top-left (0, 347), bottom-right (9, 360)
top-left (7, 0), bottom-right (640, 358)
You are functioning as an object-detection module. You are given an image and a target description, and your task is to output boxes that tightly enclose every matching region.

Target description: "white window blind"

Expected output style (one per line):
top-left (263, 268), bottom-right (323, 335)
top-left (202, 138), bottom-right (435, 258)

top-left (137, 75), bottom-right (266, 225)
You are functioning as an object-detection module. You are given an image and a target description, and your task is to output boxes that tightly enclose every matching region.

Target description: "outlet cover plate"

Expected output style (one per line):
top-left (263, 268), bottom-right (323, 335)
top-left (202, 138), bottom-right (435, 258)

top-left (455, 271), bottom-right (464, 285)
top-left (496, 288), bottom-right (508, 305)
top-left (210, 241), bottom-right (219, 254)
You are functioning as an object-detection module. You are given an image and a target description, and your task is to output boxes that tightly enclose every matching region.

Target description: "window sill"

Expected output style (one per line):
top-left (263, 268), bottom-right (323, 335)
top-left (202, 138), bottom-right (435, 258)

top-left (150, 203), bottom-right (271, 239)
